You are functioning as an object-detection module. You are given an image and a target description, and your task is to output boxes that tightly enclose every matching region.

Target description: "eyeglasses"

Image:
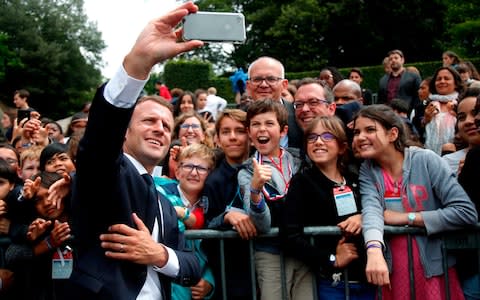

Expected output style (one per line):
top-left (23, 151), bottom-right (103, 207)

top-left (179, 163), bottom-right (210, 175)
top-left (1, 158), bottom-right (18, 165)
top-left (293, 98), bottom-right (329, 110)
top-left (249, 76), bottom-right (283, 86)
top-left (180, 123), bottom-right (201, 130)
top-left (306, 132), bottom-right (336, 143)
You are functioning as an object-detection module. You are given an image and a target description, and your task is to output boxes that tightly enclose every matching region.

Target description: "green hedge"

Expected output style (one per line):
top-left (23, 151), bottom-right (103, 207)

top-left (287, 58), bottom-right (480, 93)
top-left (164, 58), bottom-right (480, 103)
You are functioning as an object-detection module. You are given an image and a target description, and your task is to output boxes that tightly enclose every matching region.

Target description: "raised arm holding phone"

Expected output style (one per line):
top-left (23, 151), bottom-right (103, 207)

top-left (69, 3), bottom-right (204, 300)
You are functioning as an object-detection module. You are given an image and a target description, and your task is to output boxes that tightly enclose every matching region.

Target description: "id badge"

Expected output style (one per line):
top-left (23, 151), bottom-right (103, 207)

top-left (384, 191), bottom-right (402, 211)
top-left (52, 247), bottom-right (73, 279)
top-left (333, 186), bottom-right (357, 216)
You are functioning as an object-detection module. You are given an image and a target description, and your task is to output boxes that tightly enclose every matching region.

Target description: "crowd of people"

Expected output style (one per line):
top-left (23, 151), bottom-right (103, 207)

top-left (0, 2), bottom-right (479, 300)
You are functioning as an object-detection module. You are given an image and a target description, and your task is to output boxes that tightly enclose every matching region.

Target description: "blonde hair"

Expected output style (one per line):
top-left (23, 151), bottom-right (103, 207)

top-left (20, 145), bottom-right (43, 167)
top-left (177, 143), bottom-right (215, 169)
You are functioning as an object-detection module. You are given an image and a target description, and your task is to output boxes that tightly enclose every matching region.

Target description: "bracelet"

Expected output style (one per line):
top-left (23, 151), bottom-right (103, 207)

top-left (366, 243), bottom-right (382, 250)
top-left (44, 236), bottom-right (54, 250)
top-left (180, 208), bottom-right (190, 221)
top-left (250, 187), bottom-right (262, 195)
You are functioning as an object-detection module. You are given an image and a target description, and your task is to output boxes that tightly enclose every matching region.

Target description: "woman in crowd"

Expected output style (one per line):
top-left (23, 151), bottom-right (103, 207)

top-left (349, 68), bottom-right (373, 105)
top-left (442, 87), bottom-right (480, 173)
top-left (319, 66), bottom-right (344, 89)
top-left (174, 91), bottom-right (196, 117)
top-left (456, 93), bottom-right (480, 300)
top-left (352, 104), bottom-right (477, 299)
top-left (456, 62), bottom-right (480, 87)
top-left (164, 111), bottom-right (213, 179)
top-left (442, 50), bottom-right (462, 68)
top-left (424, 66), bottom-right (464, 155)
top-left (412, 77), bottom-right (431, 142)
top-left (281, 116), bottom-right (375, 300)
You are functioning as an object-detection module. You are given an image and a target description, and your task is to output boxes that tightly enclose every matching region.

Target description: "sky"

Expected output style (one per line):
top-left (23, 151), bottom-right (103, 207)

top-left (83, 0), bottom-right (179, 79)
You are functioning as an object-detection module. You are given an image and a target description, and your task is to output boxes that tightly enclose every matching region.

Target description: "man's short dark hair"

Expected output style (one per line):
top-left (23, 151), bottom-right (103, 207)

top-left (390, 98), bottom-right (409, 114)
top-left (388, 49), bottom-right (404, 58)
top-left (14, 89), bottom-right (30, 99)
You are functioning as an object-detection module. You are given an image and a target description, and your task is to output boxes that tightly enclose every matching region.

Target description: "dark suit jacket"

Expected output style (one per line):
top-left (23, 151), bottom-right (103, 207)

top-left (283, 99), bottom-right (303, 149)
top-left (69, 85), bottom-right (200, 300)
top-left (378, 70), bottom-right (421, 112)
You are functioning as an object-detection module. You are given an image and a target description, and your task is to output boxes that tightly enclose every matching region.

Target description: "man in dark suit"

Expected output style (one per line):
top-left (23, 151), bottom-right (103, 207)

top-left (377, 49), bottom-right (421, 113)
top-left (68, 2), bottom-right (203, 299)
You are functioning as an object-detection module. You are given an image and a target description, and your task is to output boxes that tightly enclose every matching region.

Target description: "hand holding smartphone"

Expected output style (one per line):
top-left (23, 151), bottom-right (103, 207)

top-left (17, 109), bottom-right (31, 125)
top-left (182, 12), bottom-right (246, 43)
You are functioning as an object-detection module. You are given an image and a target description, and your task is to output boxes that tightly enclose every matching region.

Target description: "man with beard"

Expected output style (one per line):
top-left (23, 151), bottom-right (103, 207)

top-left (378, 49), bottom-right (421, 113)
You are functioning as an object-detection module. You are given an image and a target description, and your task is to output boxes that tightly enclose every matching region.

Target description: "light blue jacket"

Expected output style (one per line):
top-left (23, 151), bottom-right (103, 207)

top-left (360, 146), bottom-right (478, 277)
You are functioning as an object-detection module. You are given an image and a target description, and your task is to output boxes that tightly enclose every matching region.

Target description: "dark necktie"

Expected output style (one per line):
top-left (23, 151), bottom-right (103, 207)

top-left (141, 174), bottom-right (162, 241)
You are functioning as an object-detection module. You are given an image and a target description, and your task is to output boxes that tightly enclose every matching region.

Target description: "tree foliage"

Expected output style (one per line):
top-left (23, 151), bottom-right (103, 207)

top-left (0, 0), bottom-right (105, 119)
top-left (193, 0), bottom-right (479, 73)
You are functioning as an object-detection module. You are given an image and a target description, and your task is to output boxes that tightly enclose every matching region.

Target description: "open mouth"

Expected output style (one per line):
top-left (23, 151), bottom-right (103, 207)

top-left (257, 136), bottom-right (270, 144)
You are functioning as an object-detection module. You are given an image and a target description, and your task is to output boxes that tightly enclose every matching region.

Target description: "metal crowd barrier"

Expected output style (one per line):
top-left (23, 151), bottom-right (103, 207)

top-left (0, 225), bottom-right (478, 299)
top-left (185, 224), bottom-right (480, 300)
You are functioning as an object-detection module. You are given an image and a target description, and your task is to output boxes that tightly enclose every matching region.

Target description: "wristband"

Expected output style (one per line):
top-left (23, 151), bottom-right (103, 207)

top-left (250, 187), bottom-right (262, 195)
top-left (251, 198), bottom-right (266, 211)
top-left (180, 208), bottom-right (190, 221)
top-left (44, 235), bottom-right (54, 250)
top-left (366, 243), bottom-right (382, 250)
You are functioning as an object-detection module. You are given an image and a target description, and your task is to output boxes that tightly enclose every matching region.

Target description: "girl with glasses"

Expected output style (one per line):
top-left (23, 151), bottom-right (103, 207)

top-left (280, 115), bottom-right (375, 300)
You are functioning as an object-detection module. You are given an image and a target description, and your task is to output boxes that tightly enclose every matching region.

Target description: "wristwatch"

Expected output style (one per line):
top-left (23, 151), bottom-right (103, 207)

top-left (329, 254), bottom-right (336, 267)
top-left (408, 212), bottom-right (416, 225)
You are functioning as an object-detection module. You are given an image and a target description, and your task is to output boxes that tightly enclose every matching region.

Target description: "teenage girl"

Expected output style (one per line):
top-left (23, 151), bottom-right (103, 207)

top-left (352, 104), bottom-right (477, 299)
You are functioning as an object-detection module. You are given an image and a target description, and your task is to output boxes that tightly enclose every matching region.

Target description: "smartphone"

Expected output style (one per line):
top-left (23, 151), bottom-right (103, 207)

top-left (17, 109), bottom-right (31, 124)
top-left (182, 12), bottom-right (246, 43)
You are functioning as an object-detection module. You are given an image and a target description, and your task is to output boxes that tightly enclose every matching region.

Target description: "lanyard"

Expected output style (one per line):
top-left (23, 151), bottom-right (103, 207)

top-left (256, 150), bottom-right (292, 201)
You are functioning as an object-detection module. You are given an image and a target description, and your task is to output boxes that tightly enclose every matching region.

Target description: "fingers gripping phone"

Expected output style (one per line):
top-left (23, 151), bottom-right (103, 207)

top-left (182, 12), bottom-right (246, 43)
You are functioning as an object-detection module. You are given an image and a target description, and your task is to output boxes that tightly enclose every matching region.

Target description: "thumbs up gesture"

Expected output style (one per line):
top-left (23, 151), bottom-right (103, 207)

top-left (251, 158), bottom-right (272, 193)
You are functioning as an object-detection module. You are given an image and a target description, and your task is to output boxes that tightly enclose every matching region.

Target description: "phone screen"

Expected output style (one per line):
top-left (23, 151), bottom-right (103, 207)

top-left (183, 12), bottom-right (246, 43)
top-left (17, 109), bottom-right (31, 124)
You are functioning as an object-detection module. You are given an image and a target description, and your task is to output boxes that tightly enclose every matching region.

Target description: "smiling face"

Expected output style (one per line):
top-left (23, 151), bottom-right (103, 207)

top-left (217, 116), bottom-right (249, 165)
top-left (294, 83), bottom-right (336, 131)
top-left (435, 69), bottom-right (456, 95)
top-left (175, 155), bottom-right (211, 196)
top-left (247, 57), bottom-right (287, 101)
top-left (124, 100), bottom-right (173, 172)
top-left (180, 94), bottom-right (195, 113)
top-left (457, 97), bottom-right (480, 147)
top-left (352, 116), bottom-right (397, 160)
top-left (307, 122), bottom-right (341, 169)
top-left (178, 116), bottom-right (205, 145)
top-left (248, 111), bottom-right (286, 157)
